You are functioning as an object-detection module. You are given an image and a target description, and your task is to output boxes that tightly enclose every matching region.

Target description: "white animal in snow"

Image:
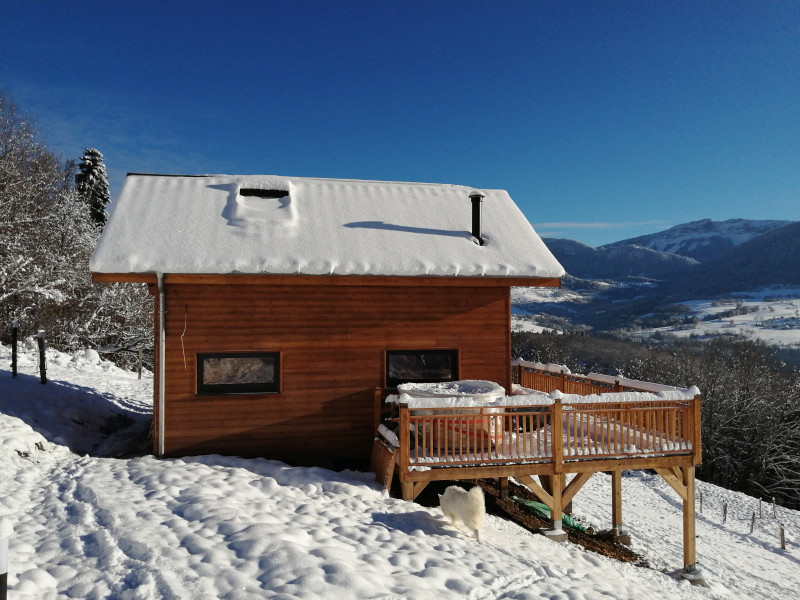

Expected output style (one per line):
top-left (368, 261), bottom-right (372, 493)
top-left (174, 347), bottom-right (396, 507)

top-left (439, 485), bottom-right (485, 541)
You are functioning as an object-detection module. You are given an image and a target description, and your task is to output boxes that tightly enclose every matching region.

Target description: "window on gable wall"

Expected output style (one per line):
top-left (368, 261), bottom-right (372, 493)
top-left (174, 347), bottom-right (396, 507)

top-left (385, 349), bottom-right (459, 389)
top-left (197, 352), bottom-right (280, 394)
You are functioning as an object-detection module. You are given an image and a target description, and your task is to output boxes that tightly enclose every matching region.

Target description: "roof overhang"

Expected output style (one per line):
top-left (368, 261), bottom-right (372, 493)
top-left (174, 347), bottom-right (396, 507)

top-left (92, 272), bottom-right (562, 288)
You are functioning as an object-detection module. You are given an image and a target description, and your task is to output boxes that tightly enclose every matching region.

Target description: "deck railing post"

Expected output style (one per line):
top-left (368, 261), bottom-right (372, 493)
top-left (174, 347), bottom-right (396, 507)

top-left (373, 387), bottom-right (382, 431)
top-left (552, 399), bottom-right (563, 470)
top-left (692, 395), bottom-right (702, 464)
top-left (398, 403), bottom-right (413, 501)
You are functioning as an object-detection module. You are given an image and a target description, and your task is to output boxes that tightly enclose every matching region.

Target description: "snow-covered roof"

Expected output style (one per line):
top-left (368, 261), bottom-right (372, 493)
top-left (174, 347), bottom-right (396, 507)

top-left (90, 174), bottom-right (565, 279)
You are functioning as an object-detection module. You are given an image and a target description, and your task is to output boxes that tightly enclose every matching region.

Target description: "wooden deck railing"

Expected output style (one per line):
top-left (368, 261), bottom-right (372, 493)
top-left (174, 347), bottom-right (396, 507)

top-left (512, 363), bottom-right (632, 395)
top-left (397, 397), bottom-right (700, 472)
top-left (376, 367), bottom-right (703, 573)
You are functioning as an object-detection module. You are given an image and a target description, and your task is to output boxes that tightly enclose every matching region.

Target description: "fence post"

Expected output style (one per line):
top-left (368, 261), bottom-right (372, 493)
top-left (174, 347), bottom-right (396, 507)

top-left (10, 322), bottom-right (18, 378)
top-left (36, 330), bottom-right (46, 385)
top-left (0, 534), bottom-right (7, 600)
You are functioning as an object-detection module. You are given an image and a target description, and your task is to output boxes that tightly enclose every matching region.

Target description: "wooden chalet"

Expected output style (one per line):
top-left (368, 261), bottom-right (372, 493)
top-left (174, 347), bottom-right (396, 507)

top-left (90, 173), bottom-right (564, 467)
top-left (92, 173), bottom-right (703, 575)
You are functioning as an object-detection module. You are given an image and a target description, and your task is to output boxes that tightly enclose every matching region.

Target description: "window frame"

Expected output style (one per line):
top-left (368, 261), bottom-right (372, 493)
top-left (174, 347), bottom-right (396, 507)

top-left (385, 349), bottom-right (459, 389)
top-left (196, 351), bottom-right (280, 395)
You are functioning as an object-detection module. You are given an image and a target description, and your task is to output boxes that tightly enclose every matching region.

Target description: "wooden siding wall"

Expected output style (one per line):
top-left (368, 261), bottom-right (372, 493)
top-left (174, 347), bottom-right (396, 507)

top-left (158, 282), bottom-right (512, 467)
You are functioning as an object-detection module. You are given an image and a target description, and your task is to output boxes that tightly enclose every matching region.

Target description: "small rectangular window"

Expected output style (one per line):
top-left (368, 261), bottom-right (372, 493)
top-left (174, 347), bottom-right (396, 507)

top-left (197, 352), bottom-right (280, 394)
top-left (386, 350), bottom-right (458, 389)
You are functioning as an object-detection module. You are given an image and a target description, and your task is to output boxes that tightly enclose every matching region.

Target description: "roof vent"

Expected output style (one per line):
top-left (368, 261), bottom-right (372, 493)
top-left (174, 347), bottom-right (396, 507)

top-left (469, 191), bottom-right (485, 246)
top-left (239, 188), bottom-right (289, 199)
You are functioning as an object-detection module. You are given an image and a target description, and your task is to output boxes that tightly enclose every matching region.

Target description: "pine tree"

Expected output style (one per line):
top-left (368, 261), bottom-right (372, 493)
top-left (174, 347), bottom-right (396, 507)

top-left (75, 148), bottom-right (110, 226)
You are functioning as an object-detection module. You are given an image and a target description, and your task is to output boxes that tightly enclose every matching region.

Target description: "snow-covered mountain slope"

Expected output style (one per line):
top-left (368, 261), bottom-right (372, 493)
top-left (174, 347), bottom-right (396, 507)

top-left (3, 342), bottom-right (800, 598)
top-left (682, 221), bottom-right (800, 296)
top-left (604, 218), bottom-right (794, 262)
top-left (544, 238), bottom-right (698, 280)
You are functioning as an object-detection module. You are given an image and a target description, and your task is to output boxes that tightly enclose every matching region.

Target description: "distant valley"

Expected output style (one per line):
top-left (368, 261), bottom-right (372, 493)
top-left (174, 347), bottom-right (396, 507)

top-left (512, 218), bottom-right (800, 356)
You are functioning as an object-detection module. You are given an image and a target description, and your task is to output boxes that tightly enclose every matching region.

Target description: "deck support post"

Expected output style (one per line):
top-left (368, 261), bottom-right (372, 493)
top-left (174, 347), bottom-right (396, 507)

top-left (680, 466), bottom-right (705, 585)
top-left (541, 473), bottom-right (568, 542)
top-left (401, 482), bottom-right (414, 501)
top-left (499, 477), bottom-right (509, 499)
top-left (611, 470), bottom-right (631, 545)
top-left (683, 465), bottom-right (697, 573)
top-left (654, 465), bottom-right (704, 583)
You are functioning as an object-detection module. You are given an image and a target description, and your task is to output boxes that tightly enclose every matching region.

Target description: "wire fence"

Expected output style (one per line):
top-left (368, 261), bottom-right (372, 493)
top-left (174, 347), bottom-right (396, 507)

top-left (696, 490), bottom-right (791, 550)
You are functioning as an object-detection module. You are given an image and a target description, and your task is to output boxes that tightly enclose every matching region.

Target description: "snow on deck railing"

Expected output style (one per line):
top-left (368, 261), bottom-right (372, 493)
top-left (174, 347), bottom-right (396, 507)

top-left (385, 372), bottom-right (701, 471)
top-left (511, 359), bottom-right (700, 401)
top-left (395, 398), bottom-right (700, 470)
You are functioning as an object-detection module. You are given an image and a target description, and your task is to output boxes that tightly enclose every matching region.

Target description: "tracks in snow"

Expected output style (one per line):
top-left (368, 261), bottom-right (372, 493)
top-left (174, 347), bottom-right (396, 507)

top-left (10, 454), bottom-right (204, 599)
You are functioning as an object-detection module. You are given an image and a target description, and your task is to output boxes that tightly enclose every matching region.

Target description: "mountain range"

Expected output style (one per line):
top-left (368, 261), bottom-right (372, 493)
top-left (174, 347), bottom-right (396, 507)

top-left (529, 218), bottom-right (800, 334)
top-left (544, 218), bottom-right (799, 296)
top-left (603, 218), bottom-right (794, 262)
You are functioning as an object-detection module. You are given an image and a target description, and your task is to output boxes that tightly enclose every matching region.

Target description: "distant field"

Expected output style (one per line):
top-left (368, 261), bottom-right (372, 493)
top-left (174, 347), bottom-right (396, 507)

top-left (642, 288), bottom-right (800, 348)
top-left (511, 285), bottom-right (800, 348)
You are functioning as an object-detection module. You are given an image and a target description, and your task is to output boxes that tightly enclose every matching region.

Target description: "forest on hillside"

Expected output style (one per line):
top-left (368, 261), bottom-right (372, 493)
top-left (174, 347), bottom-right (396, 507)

top-left (513, 330), bottom-right (800, 509)
top-left (0, 91), bottom-right (151, 368)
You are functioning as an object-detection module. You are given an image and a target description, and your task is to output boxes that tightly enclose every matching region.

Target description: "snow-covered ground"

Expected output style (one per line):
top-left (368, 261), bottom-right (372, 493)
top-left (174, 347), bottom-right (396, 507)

top-left (509, 311), bottom-right (556, 334)
top-left (511, 285), bottom-right (594, 307)
top-left (643, 287), bottom-right (800, 348)
top-left (510, 286), bottom-right (587, 333)
top-left (3, 341), bottom-right (800, 599)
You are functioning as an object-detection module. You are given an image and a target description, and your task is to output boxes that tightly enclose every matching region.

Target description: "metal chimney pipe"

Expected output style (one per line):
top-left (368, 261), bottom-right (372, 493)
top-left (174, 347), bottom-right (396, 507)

top-left (469, 191), bottom-right (485, 246)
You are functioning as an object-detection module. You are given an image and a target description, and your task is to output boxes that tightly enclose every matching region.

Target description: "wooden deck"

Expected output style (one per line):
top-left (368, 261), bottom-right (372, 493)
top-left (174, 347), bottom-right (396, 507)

top-left (372, 363), bottom-right (702, 573)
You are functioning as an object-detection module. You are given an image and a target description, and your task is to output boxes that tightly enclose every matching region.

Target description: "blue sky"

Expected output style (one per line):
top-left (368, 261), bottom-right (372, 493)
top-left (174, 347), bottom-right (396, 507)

top-left (2, 1), bottom-right (798, 246)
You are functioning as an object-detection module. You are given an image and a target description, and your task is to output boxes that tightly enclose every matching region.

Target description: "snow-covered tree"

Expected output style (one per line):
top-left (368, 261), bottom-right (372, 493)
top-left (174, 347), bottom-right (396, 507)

top-left (0, 91), bottom-right (79, 323)
top-left (1, 91), bottom-right (152, 369)
top-left (75, 147), bottom-right (110, 226)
